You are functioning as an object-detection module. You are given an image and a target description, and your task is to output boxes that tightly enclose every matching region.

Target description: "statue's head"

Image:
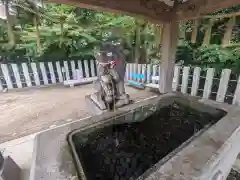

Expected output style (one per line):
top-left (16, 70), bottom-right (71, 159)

top-left (95, 40), bottom-right (124, 64)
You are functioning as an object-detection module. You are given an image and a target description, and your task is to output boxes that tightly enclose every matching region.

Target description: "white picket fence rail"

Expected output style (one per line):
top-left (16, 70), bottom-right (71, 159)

top-left (1, 61), bottom-right (240, 106)
top-left (0, 60), bottom-right (97, 90)
top-left (125, 63), bottom-right (240, 106)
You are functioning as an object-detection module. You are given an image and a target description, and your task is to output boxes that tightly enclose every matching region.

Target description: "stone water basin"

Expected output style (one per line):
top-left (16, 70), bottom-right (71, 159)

top-left (29, 93), bottom-right (240, 180)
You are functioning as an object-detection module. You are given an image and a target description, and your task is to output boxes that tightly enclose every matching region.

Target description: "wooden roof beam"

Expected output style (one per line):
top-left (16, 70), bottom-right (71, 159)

top-left (176, 0), bottom-right (240, 21)
top-left (48, 0), bottom-right (174, 23)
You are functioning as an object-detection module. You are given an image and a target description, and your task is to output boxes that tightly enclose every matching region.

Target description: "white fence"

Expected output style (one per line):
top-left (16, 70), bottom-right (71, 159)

top-left (125, 63), bottom-right (240, 106)
top-left (1, 61), bottom-right (240, 106)
top-left (0, 60), bottom-right (97, 90)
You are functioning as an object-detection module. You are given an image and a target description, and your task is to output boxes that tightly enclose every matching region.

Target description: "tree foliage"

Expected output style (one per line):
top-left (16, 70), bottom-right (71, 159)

top-left (0, 1), bottom-right (162, 63)
top-left (0, 0), bottom-right (240, 72)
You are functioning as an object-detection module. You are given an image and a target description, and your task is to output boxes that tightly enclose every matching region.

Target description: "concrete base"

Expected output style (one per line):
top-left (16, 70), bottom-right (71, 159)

top-left (29, 93), bottom-right (240, 180)
top-left (1, 156), bottom-right (21, 180)
top-left (0, 134), bottom-right (38, 180)
top-left (85, 94), bottom-right (107, 115)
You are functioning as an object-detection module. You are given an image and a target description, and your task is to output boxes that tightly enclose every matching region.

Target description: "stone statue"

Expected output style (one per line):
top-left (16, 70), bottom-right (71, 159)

top-left (85, 41), bottom-right (130, 114)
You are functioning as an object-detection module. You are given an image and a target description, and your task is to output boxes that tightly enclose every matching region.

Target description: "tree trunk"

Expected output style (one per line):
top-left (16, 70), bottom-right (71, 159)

top-left (179, 20), bottom-right (186, 41)
top-left (221, 17), bottom-right (236, 47)
top-left (33, 15), bottom-right (41, 52)
top-left (60, 20), bottom-right (64, 48)
top-left (153, 24), bottom-right (157, 36)
top-left (134, 24), bottom-right (141, 63)
top-left (155, 24), bottom-right (163, 48)
top-left (140, 22), bottom-right (148, 63)
top-left (191, 19), bottom-right (199, 43)
top-left (202, 19), bottom-right (215, 46)
top-left (158, 24), bottom-right (163, 45)
top-left (5, 0), bottom-right (15, 48)
top-left (152, 24), bottom-right (162, 60)
top-left (152, 24), bottom-right (157, 50)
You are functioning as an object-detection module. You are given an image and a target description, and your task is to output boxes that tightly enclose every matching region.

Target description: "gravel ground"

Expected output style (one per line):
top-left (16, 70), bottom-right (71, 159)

top-left (0, 84), bottom-right (156, 143)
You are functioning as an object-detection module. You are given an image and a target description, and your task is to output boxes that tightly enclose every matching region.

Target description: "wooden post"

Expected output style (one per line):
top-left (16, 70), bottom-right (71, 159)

top-left (159, 21), bottom-right (178, 93)
top-left (221, 17), bottom-right (236, 47)
top-left (191, 19), bottom-right (199, 44)
top-left (202, 18), bottom-right (215, 46)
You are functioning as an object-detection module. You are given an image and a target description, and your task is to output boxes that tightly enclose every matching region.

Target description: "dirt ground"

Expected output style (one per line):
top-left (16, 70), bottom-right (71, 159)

top-left (0, 84), bottom-right (156, 143)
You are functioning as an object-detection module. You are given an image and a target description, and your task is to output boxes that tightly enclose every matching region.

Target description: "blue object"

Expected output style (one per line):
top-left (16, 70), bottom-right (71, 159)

top-left (130, 73), bottom-right (145, 79)
top-left (127, 80), bottom-right (144, 86)
top-left (127, 73), bottom-right (146, 89)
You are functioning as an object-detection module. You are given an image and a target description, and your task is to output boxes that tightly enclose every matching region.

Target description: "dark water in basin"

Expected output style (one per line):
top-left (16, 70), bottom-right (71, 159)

top-left (71, 102), bottom-right (226, 180)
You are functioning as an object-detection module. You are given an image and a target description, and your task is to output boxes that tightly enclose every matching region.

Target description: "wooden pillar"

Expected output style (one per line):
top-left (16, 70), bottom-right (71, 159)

top-left (159, 21), bottom-right (178, 93)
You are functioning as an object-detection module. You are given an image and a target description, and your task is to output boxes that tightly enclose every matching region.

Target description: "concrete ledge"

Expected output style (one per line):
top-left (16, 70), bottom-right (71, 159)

top-left (63, 77), bottom-right (97, 87)
top-left (146, 83), bottom-right (158, 88)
